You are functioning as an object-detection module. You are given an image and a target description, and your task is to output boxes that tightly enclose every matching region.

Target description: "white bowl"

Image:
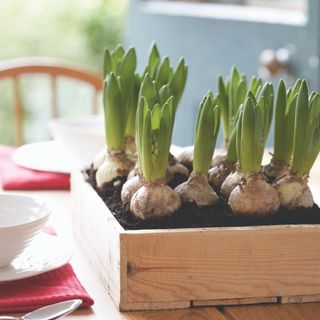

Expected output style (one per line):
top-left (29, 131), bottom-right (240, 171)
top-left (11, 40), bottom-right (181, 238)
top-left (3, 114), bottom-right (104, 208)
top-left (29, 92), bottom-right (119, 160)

top-left (48, 115), bottom-right (105, 168)
top-left (0, 194), bottom-right (51, 267)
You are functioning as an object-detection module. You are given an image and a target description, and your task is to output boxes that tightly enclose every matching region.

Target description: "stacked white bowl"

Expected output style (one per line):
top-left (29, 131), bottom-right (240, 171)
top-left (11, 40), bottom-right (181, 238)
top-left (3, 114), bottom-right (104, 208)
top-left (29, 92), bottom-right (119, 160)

top-left (48, 115), bottom-right (105, 169)
top-left (0, 194), bottom-right (51, 267)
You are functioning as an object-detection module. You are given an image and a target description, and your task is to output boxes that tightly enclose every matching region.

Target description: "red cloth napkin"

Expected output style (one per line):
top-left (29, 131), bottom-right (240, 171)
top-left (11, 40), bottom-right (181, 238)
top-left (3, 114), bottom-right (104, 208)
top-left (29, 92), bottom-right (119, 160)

top-left (0, 229), bottom-right (94, 313)
top-left (0, 145), bottom-right (70, 190)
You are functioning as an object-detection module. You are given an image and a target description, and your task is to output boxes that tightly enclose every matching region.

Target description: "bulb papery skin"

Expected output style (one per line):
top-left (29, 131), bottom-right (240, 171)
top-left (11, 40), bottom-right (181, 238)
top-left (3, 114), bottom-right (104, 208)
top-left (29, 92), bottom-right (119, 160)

top-left (124, 135), bottom-right (136, 160)
top-left (174, 171), bottom-right (218, 207)
top-left (96, 150), bottom-right (133, 188)
top-left (209, 160), bottom-right (235, 190)
top-left (263, 157), bottom-right (289, 181)
top-left (175, 145), bottom-right (194, 168)
top-left (130, 180), bottom-right (181, 220)
top-left (211, 153), bottom-right (227, 167)
top-left (168, 163), bottom-right (189, 180)
top-left (167, 153), bottom-right (189, 180)
top-left (229, 172), bottom-right (280, 217)
top-left (93, 146), bottom-right (107, 170)
top-left (121, 175), bottom-right (142, 204)
top-left (127, 163), bottom-right (139, 180)
top-left (220, 170), bottom-right (241, 199)
top-left (272, 173), bottom-right (314, 210)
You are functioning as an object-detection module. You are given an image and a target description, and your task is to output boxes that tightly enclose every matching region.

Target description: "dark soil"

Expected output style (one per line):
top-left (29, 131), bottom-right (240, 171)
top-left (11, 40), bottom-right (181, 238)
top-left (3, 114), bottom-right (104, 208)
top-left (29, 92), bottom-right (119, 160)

top-left (85, 167), bottom-right (320, 230)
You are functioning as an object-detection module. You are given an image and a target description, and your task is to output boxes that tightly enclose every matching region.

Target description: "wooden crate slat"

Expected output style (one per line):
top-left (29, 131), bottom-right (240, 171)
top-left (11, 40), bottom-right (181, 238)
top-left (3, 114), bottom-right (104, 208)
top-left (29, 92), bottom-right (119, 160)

top-left (125, 227), bottom-right (320, 302)
top-left (281, 294), bottom-right (320, 304)
top-left (120, 301), bottom-right (190, 311)
top-left (71, 172), bottom-right (124, 307)
top-left (71, 171), bottom-right (320, 311)
top-left (124, 307), bottom-right (229, 320)
top-left (193, 296), bottom-right (277, 307)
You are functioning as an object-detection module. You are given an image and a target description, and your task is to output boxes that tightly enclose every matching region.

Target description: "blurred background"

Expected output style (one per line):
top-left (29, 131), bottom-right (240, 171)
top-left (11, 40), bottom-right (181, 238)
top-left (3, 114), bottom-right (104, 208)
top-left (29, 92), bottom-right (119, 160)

top-left (0, 0), bottom-right (318, 147)
top-left (0, 0), bottom-right (125, 145)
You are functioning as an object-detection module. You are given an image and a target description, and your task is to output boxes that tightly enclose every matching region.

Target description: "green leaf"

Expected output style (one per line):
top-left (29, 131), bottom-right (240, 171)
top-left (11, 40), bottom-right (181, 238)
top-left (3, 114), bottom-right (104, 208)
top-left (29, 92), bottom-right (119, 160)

top-left (281, 94), bottom-right (296, 164)
top-left (258, 82), bottom-right (274, 142)
top-left (292, 80), bottom-right (309, 174)
top-left (139, 73), bottom-right (159, 109)
top-left (111, 45), bottom-right (125, 73)
top-left (153, 96), bottom-right (175, 180)
top-left (118, 48), bottom-right (137, 138)
top-left (151, 103), bottom-right (161, 130)
top-left (229, 66), bottom-right (241, 117)
top-left (148, 42), bottom-right (160, 69)
top-left (273, 80), bottom-right (287, 160)
top-left (104, 73), bottom-right (125, 150)
top-left (156, 56), bottom-right (171, 88)
top-left (169, 58), bottom-right (188, 110)
top-left (193, 95), bottom-right (220, 175)
top-left (249, 77), bottom-right (263, 96)
top-left (303, 93), bottom-right (320, 173)
top-left (143, 42), bottom-right (161, 79)
top-left (240, 97), bottom-right (257, 174)
top-left (119, 47), bottom-right (137, 80)
top-left (159, 84), bottom-right (171, 105)
top-left (136, 97), bottom-right (148, 171)
top-left (103, 48), bottom-right (113, 79)
top-left (292, 78), bottom-right (302, 96)
top-left (235, 79), bottom-right (247, 108)
top-left (227, 105), bottom-right (243, 162)
top-left (194, 95), bottom-right (206, 139)
top-left (236, 108), bottom-right (243, 166)
top-left (125, 73), bottom-right (141, 137)
top-left (141, 110), bottom-right (153, 180)
top-left (218, 75), bottom-right (230, 140)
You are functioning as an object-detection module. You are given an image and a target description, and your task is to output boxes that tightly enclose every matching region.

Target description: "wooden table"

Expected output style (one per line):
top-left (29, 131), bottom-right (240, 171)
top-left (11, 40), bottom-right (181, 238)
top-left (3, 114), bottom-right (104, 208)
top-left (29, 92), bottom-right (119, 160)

top-left (2, 163), bottom-right (320, 320)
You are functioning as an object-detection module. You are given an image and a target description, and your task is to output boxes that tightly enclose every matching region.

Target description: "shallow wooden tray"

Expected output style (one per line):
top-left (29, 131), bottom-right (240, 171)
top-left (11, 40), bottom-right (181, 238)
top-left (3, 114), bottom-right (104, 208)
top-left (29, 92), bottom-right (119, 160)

top-left (71, 171), bottom-right (320, 311)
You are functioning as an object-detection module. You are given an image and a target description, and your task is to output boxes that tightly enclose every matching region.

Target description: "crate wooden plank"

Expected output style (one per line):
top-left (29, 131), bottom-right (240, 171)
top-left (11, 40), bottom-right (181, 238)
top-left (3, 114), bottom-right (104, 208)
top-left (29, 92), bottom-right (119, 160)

top-left (193, 296), bottom-right (277, 307)
top-left (71, 171), bottom-right (124, 307)
top-left (71, 171), bottom-right (320, 311)
top-left (125, 226), bottom-right (320, 303)
top-left (281, 294), bottom-right (320, 304)
top-left (124, 307), bottom-right (229, 320)
top-left (120, 301), bottom-right (190, 311)
top-left (223, 303), bottom-right (320, 320)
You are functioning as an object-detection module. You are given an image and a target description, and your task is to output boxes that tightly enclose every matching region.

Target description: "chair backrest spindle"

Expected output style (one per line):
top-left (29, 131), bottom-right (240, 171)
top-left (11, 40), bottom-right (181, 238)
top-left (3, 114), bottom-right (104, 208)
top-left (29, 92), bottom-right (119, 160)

top-left (0, 57), bottom-right (102, 145)
top-left (92, 88), bottom-right (99, 115)
top-left (12, 76), bottom-right (24, 146)
top-left (50, 75), bottom-right (58, 118)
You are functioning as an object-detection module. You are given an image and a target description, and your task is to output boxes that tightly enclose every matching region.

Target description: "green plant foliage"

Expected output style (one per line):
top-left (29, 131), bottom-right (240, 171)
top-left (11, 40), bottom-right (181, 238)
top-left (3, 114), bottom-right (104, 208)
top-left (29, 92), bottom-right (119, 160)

top-left (136, 95), bottom-right (175, 181)
top-left (273, 79), bottom-right (299, 164)
top-left (292, 80), bottom-right (320, 175)
top-left (236, 89), bottom-right (274, 175)
top-left (141, 43), bottom-right (188, 112)
top-left (104, 73), bottom-right (125, 150)
top-left (218, 67), bottom-right (263, 144)
top-left (102, 47), bottom-right (137, 148)
top-left (193, 93), bottom-right (220, 175)
top-left (103, 42), bottom-right (188, 142)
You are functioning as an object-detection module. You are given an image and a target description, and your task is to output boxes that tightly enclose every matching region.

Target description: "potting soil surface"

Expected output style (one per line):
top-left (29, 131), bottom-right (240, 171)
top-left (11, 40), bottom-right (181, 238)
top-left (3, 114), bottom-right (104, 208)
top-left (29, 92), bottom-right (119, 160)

top-left (86, 167), bottom-right (320, 230)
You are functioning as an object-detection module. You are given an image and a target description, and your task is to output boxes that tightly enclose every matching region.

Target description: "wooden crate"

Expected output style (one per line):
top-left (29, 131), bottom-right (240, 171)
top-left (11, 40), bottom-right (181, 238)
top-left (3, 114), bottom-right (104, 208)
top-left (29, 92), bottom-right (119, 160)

top-left (71, 171), bottom-right (320, 311)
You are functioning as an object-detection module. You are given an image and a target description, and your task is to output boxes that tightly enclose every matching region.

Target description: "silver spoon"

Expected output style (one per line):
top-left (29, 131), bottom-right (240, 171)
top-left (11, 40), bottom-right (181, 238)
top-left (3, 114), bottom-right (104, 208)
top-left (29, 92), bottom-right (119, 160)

top-left (0, 299), bottom-right (82, 320)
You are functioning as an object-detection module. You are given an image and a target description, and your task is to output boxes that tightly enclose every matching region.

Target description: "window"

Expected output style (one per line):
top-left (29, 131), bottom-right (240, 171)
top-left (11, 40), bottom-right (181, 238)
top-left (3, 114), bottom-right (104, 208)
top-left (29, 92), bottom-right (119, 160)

top-left (143, 0), bottom-right (306, 13)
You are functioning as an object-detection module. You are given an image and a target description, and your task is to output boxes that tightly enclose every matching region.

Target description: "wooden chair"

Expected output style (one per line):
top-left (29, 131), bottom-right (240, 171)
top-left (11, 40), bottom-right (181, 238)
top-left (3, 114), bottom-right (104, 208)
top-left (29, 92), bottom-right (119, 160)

top-left (0, 57), bottom-right (103, 145)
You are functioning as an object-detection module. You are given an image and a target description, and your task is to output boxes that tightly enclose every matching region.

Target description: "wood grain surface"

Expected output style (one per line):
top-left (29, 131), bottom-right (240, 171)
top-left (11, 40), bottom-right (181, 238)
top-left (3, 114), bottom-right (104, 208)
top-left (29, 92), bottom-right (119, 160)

top-left (223, 303), bottom-right (320, 320)
top-left (2, 156), bottom-right (320, 318)
top-left (125, 225), bottom-right (320, 303)
top-left (124, 308), bottom-right (228, 320)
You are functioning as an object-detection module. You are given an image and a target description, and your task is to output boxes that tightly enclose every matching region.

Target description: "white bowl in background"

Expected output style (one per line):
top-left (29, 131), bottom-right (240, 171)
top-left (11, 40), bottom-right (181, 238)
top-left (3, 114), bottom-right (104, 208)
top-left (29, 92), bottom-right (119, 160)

top-left (0, 194), bottom-right (51, 267)
top-left (48, 115), bottom-right (105, 169)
